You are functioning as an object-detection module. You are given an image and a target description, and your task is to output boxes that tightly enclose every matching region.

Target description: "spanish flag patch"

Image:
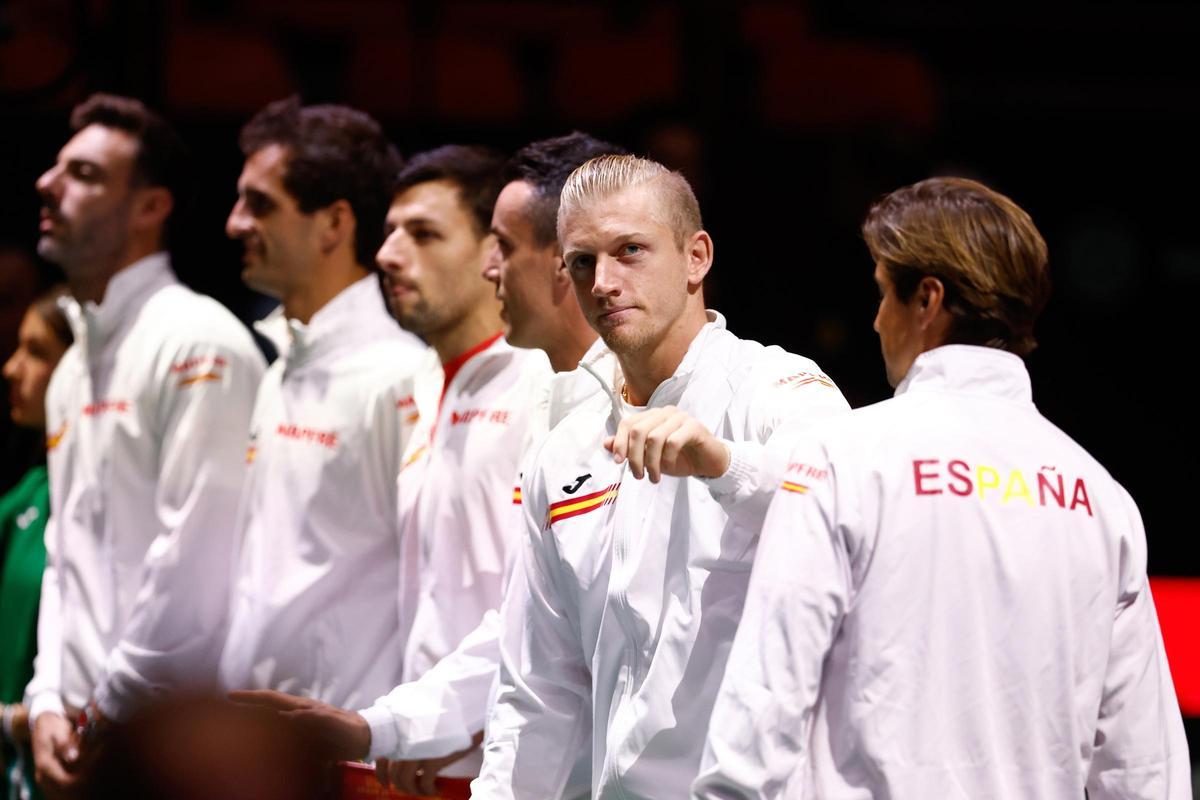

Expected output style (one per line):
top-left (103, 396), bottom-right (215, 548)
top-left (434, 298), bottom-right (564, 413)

top-left (512, 486), bottom-right (522, 505)
top-left (402, 444), bottom-right (428, 471)
top-left (780, 480), bottom-right (810, 495)
top-left (547, 483), bottom-right (619, 527)
top-left (178, 371), bottom-right (222, 387)
top-left (46, 422), bottom-right (68, 451)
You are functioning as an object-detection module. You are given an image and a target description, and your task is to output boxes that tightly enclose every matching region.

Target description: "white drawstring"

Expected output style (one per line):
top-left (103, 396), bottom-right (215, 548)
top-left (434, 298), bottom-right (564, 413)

top-left (580, 359), bottom-right (623, 424)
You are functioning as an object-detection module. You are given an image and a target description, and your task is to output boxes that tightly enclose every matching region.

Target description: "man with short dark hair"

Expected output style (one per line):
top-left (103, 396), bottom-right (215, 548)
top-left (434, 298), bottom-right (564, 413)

top-left (484, 132), bottom-right (613, 372)
top-left (25, 94), bottom-right (265, 795)
top-left (693, 177), bottom-right (1190, 799)
top-left (217, 98), bottom-right (425, 711)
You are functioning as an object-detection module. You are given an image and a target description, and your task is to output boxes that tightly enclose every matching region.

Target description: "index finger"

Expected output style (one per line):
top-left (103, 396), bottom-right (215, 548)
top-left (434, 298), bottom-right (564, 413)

top-left (228, 689), bottom-right (310, 712)
top-left (417, 761), bottom-right (440, 796)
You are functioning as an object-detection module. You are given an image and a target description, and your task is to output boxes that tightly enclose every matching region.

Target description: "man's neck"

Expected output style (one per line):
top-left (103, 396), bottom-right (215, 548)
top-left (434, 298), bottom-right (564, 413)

top-left (67, 243), bottom-right (161, 306)
top-left (427, 300), bottom-right (504, 366)
top-left (544, 324), bottom-right (597, 374)
top-left (283, 260), bottom-right (371, 325)
top-left (617, 304), bottom-right (709, 405)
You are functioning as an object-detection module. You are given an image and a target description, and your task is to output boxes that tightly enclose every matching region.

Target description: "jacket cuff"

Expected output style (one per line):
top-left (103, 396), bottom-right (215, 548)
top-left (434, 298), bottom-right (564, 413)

top-left (91, 682), bottom-right (119, 723)
top-left (359, 703), bottom-right (399, 762)
top-left (701, 439), bottom-right (763, 502)
top-left (27, 691), bottom-right (67, 726)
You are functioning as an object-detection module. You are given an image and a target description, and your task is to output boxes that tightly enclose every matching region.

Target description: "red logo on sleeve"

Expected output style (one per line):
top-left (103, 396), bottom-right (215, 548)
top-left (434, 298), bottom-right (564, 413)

top-left (172, 355), bottom-right (227, 388)
top-left (776, 371), bottom-right (835, 390)
top-left (450, 409), bottom-right (510, 425)
top-left (82, 400), bottom-right (131, 416)
top-left (276, 423), bottom-right (339, 449)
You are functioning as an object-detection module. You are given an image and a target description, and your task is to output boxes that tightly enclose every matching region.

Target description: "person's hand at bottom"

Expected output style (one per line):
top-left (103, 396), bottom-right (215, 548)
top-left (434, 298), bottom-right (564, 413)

top-left (375, 731), bottom-right (485, 796)
top-left (229, 689), bottom-right (371, 762)
top-left (31, 712), bottom-right (81, 799)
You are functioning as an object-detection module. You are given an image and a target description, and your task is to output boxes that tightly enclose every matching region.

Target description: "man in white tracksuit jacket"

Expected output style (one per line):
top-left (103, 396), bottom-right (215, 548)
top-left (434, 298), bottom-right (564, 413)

top-left (217, 99), bottom-right (425, 710)
top-left (693, 177), bottom-right (1190, 799)
top-left (473, 155), bottom-right (849, 799)
top-left (25, 95), bottom-right (265, 795)
top-left (360, 133), bottom-right (625, 795)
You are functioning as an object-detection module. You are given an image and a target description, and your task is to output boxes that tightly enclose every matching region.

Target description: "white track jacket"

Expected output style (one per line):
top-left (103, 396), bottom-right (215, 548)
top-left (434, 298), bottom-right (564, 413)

top-left (693, 345), bottom-right (1190, 800)
top-left (359, 355), bottom-right (605, 765)
top-left (218, 275), bottom-right (425, 710)
top-left (364, 334), bottom-right (549, 776)
top-left (474, 313), bottom-right (850, 799)
top-left (26, 253), bottom-right (265, 722)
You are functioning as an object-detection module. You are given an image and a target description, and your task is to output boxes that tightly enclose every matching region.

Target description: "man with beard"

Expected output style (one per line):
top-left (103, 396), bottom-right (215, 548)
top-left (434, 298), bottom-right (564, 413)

top-left (25, 94), bottom-right (264, 796)
top-left (472, 155), bottom-right (849, 798)
top-left (217, 98), bottom-right (425, 712)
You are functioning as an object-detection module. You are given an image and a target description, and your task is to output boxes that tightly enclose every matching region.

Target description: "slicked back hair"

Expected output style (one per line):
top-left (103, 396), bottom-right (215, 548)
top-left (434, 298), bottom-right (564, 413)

top-left (391, 145), bottom-right (506, 237)
top-left (70, 93), bottom-right (191, 246)
top-left (558, 154), bottom-right (702, 250)
top-left (499, 132), bottom-right (628, 248)
top-left (239, 97), bottom-right (401, 267)
top-left (863, 176), bottom-right (1051, 357)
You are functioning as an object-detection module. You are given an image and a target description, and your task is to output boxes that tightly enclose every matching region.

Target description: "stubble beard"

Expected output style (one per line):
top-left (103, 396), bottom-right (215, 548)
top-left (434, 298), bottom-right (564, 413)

top-left (597, 318), bottom-right (656, 357)
top-left (38, 202), bottom-right (130, 277)
top-left (392, 296), bottom-right (439, 337)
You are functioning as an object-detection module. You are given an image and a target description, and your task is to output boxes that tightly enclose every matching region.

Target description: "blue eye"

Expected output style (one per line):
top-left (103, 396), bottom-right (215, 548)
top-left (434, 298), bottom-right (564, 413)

top-left (569, 255), bottom-right (595, 272)
top-left (622, 244), bottom-right (641, 256)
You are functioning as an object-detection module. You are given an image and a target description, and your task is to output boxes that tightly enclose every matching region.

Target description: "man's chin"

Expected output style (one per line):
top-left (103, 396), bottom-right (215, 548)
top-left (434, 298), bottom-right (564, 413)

top-left (598, 325), bottom-right (650, 356)
top-left (241, 269), bottom-right (283, 299)
top-left (501, 320), bottom-right (533, 349)
top-left (35, 236), bottom-right (66, 264)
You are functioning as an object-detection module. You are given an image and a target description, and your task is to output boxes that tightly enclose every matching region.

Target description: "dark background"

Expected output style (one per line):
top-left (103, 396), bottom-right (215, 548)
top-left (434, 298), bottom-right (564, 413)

top-left (2, 0), bottom-right (1196, 770)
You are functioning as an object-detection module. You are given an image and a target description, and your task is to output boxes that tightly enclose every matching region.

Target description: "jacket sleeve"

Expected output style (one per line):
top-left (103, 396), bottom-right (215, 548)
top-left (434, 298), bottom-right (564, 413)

top-left (1085, 486), bottom-right (1191, 799)
top-left (693, 436), bottom-right (851, 799)
top-left (360, 608), bottom-right (499, 760)
top-left (24, 510), bottom-right (66, 723)
top-left (92, 338), bottom-right (265, 721)
top-left (704, 352), bottom-right (850, 528)
top-left (471, 468), bottom-right (591, 800)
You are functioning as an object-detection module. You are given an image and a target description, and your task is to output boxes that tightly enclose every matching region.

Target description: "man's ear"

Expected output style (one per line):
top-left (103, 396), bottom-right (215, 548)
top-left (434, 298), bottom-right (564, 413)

top-left (317, 199), bottom-right (355, 255)
top-left (916, 275), bottom-right (951, 335)
top-left (132, 187), bottom-right (173, 233)
top-left (685, 230), bottom-right (714, 288)
top-left (549, 246), bottom-right (574, 302)
top-left (551, 245), bottom-right (570, 283)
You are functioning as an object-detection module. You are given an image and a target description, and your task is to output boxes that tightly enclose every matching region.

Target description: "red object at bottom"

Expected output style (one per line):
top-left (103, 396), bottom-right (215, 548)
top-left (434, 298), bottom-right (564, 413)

top-left (1150, 577), bottom-right (1200, 716)
top-left (337, 761), bottom-right (472, 800)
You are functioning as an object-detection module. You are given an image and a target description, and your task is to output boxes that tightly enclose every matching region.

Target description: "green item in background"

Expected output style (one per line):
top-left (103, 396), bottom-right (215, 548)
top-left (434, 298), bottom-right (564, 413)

top-left (0, 464), bottom-right (49, 800)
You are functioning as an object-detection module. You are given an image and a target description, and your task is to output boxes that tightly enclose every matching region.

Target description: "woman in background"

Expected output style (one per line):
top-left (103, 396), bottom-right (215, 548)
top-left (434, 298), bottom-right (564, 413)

top-left (1, 286), bottom-right (72, 800)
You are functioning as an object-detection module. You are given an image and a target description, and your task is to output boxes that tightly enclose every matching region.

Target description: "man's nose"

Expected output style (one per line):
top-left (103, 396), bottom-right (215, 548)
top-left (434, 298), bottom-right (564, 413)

top-left (376, 233), bottom-right (409, 274)
top-left (482, 245), bottom-right (502, 284)
top-left (592, 254), bottom-right (621, 297)
top-left (36, 165), bottom-right (62, 204)
top-left (226, 198), bottom-right (252, 239)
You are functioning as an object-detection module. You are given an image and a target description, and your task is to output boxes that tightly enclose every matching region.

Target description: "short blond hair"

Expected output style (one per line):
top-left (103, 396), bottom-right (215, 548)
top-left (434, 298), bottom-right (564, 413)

top-left (863, 176), bottom-right (1051, 356)
top-left (557, 154), bottom-right (702, 249)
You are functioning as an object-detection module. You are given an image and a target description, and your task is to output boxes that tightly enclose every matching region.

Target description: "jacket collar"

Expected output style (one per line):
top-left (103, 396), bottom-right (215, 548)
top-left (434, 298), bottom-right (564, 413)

top-left (580, 310), bottom-right (727, 419)
top-left (895, 344), bottom-right (1033, 404)
top-left (257, 274), bottom-right (393, 366)
top-left (63, 252), bottom-right (175, 347)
